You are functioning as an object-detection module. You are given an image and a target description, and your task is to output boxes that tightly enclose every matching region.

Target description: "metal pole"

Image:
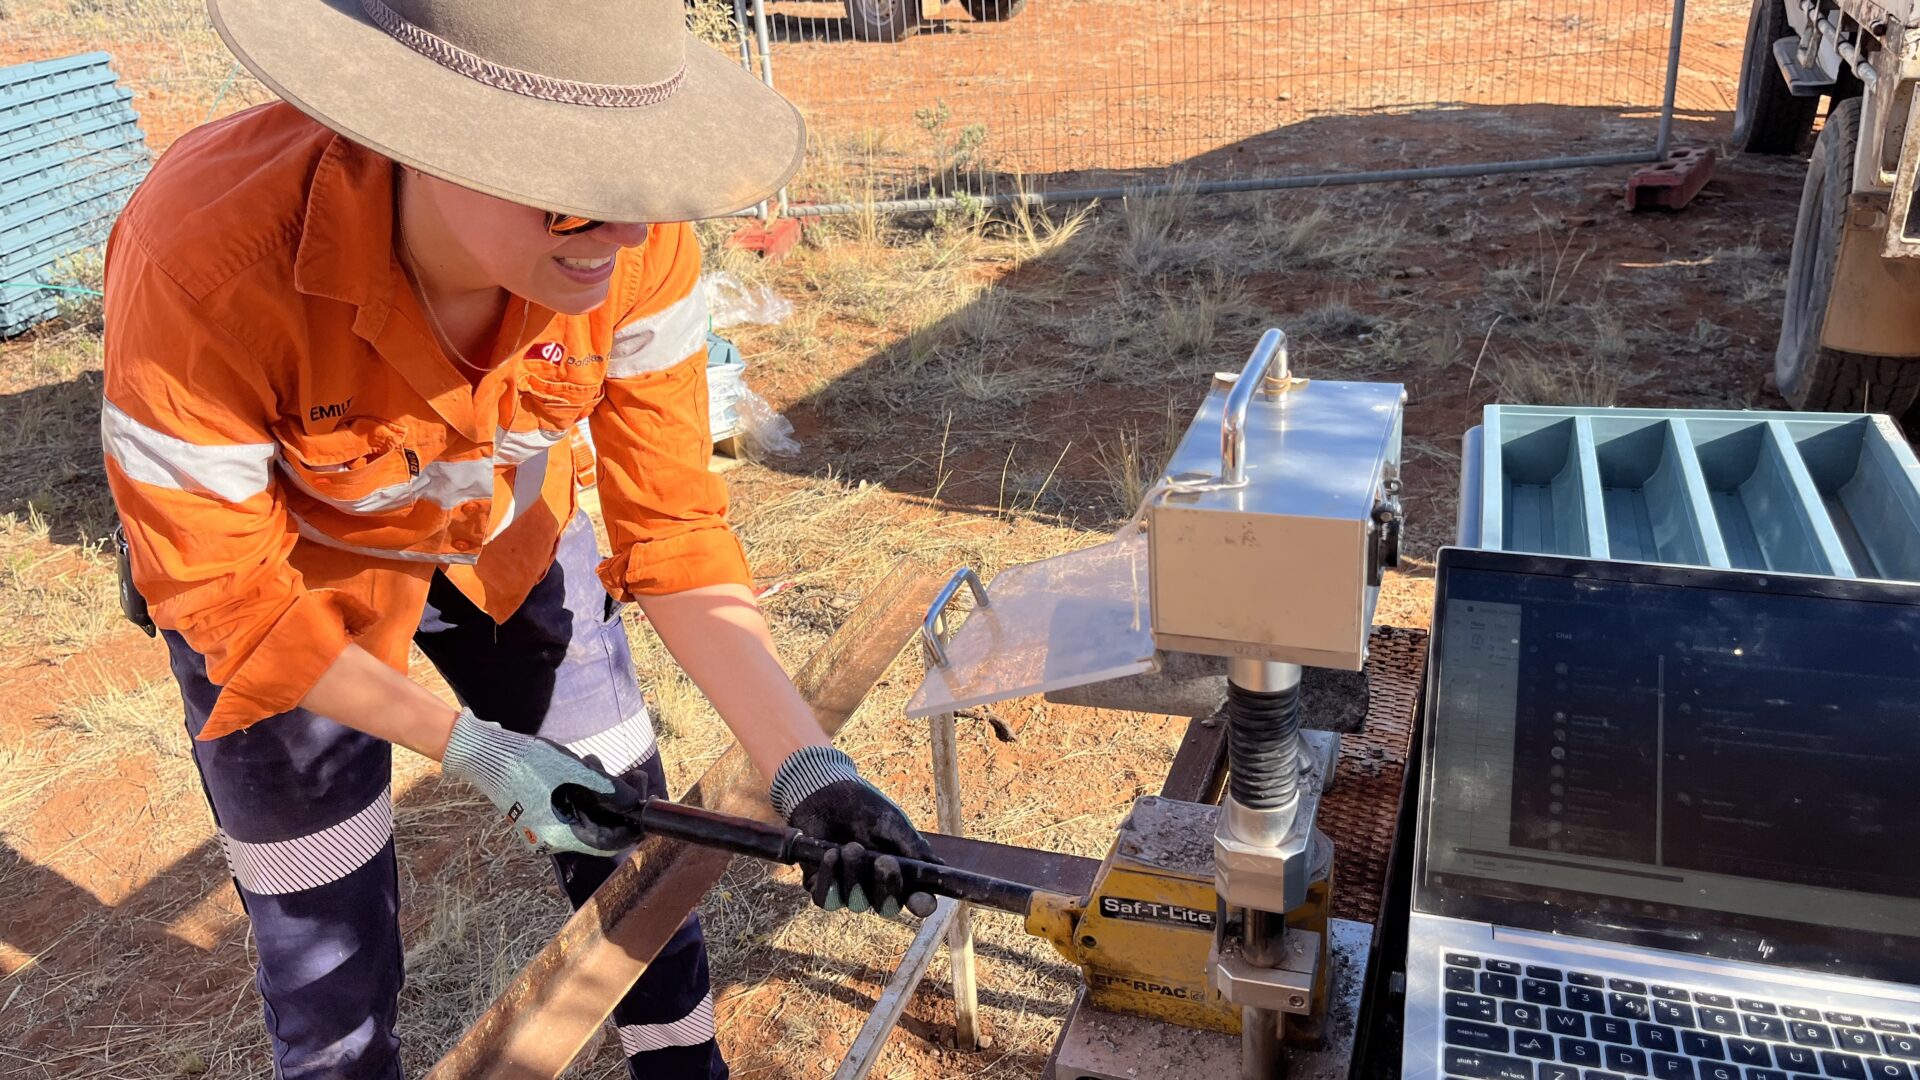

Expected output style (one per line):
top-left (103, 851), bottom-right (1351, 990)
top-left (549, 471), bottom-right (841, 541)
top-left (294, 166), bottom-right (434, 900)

top-left (1241, 909), bottom-right (1289, 1080)
top-left (748, 0), bottom-right (788, 220)
top-left (730, 0), bottom-right (771, 227)
top-left (832, 899), bottom-right (962, 1080)
top-left (1655, 0), bottom-right (1690, 156)
top-left (929, 707), bottom-right (981, 1051)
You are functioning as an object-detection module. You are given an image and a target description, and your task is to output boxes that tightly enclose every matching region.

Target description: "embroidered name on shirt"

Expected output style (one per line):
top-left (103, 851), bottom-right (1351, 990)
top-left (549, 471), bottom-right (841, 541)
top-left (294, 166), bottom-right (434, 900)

top-left (308, 396), bottom-right (353, 422)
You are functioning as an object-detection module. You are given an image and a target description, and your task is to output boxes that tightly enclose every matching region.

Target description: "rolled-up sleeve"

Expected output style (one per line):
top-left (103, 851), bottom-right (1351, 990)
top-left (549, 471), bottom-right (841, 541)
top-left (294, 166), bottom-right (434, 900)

top-left (590, 224), bottom-right (752, 599)
top-left (103, 233), bottom-right (369, 738)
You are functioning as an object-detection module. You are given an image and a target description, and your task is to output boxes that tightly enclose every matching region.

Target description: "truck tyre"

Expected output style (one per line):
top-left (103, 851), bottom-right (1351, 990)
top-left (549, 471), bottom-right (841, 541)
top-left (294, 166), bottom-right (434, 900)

top-left (1776, 97), bottom-right (1920, 413)
top-left (844, 0), bottom-right (918, 41)
top-left (959, 0), bottom-right (1027, 19)
top-left (1733, 0), bottom-right (1818, 154)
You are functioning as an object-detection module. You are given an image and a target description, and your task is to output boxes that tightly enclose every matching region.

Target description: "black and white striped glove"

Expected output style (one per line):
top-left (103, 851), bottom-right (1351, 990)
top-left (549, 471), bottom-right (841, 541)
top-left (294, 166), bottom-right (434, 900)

top-left (771, 746), bottom-right (938, 918)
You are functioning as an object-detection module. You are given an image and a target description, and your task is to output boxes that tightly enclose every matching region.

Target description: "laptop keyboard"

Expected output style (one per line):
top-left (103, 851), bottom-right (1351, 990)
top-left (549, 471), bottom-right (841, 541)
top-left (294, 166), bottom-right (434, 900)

top-left (1438, 950), bottom-right (1920, 1080)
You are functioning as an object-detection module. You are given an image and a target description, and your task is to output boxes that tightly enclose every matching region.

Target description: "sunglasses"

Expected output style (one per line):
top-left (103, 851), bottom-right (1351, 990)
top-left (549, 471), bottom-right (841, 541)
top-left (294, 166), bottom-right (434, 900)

top-left (544, 212), bottom-right (607, 237)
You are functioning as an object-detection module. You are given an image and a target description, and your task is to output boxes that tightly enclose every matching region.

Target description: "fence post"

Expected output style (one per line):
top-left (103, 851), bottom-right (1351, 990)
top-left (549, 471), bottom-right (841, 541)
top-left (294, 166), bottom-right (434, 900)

top-left (729, 0), bottom-right (772, 224)
top-left (1655, 0), bottom-right (1689, 155)
top-left (748, 0), bottom-right (787, 220)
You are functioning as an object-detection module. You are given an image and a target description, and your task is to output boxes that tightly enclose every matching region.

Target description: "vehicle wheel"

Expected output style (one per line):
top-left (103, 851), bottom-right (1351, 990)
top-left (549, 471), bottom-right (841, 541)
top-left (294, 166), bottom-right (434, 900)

top-left (1776, 97), bottom-right (1920, 413)
top-left (1732, 0), bottom-right (1818, 154)
top-left (959, 0), bottom-right (1027, 20)
top-left (844, 0), bottom-right (918, 40)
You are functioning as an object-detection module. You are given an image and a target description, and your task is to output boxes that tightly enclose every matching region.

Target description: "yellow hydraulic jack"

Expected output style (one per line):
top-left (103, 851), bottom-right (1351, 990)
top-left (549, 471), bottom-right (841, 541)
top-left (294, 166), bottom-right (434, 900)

top-left (1025, 782), bottom-right (1338, 1044)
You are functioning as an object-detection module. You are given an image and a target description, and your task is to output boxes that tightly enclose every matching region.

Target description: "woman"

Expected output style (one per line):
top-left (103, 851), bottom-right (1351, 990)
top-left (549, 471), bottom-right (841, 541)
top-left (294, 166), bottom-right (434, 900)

top-left (101, 1), bottom-right (933, 1077)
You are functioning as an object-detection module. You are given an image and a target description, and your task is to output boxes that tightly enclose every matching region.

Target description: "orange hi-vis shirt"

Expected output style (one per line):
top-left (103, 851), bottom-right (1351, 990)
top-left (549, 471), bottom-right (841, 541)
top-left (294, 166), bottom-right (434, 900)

top-left (102, 103), bottom-right (750, 739)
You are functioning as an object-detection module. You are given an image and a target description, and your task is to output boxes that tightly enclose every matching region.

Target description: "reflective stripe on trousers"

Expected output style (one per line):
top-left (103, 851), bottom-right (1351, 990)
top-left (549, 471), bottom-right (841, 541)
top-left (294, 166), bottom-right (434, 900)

top-left (166, 514), bottom-right (727, 1080)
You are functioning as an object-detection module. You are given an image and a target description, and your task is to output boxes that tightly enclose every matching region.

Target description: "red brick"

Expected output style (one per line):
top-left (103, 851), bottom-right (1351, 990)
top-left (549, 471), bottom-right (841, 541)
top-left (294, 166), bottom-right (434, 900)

top-left (727, 216), bottom-right (804, 262)
top-left (1626, 144), bottom-right (1716, 211)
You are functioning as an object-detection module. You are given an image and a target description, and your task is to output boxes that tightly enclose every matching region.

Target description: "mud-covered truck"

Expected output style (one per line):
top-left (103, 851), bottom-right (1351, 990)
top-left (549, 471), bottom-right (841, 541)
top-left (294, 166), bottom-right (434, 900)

top-left (1737, 0), bottom-right (1920, 414)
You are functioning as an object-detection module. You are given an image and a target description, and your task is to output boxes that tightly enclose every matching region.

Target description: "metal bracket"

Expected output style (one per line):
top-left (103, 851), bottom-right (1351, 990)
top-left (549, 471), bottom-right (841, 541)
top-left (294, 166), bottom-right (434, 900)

top-left (1213, 733), bottom-right (1334, 912)
top-left (1774, 35), bottom-right (1838, 95)
top-left (919, 566), bottom-right (990, 669)
top-left (1210, 930), bottom-right (1321, 1014)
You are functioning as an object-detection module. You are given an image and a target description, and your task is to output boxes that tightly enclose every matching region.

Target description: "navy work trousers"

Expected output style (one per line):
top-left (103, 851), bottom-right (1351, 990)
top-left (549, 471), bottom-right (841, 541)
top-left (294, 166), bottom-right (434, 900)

top-left (163, 515), bottom-right (726, 1079)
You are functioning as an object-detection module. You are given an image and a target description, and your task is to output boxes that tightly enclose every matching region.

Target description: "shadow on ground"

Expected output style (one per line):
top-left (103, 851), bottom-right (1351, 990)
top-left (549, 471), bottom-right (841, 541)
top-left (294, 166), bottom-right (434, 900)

top-left (0, 365), bottom-right (114, 547)
top-left (739, 101), bottom-right (1808, 567)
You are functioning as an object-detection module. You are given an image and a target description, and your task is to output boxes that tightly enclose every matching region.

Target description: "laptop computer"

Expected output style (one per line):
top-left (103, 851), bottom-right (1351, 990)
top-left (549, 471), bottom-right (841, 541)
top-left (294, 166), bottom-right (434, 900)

top-left (1402, 547), bottom-right (1920, 1080)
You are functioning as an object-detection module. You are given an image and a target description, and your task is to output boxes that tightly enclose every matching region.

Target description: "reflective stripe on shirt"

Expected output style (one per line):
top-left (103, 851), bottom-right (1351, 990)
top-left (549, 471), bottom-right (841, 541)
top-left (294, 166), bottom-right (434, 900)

top-left (101, 399), bottom-right (275, 504)
top-left (607, 287), bottom-right (706, 379)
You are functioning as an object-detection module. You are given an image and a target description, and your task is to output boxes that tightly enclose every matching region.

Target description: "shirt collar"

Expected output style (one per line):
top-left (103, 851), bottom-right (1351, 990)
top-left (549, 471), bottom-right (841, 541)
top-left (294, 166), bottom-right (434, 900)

top-left (292, 134), bottom-right (400, 339)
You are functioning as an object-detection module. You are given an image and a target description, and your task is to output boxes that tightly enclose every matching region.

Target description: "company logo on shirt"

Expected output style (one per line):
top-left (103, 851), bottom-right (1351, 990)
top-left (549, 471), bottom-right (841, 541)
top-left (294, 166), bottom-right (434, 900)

top-left (526, 341), bottom-right (609, 369)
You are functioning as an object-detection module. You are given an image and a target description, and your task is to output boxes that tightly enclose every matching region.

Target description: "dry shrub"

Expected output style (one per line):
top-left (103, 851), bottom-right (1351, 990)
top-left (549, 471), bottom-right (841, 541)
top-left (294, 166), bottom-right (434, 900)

top-left (1092, 405), bottom-right (1181, 518)
top-left (1159, 275), bottom-right (1250, 358)
top-left (1487, 346), bottom-right (1623, 407)
top-left (1120, 175), bottom-right (1202, 277)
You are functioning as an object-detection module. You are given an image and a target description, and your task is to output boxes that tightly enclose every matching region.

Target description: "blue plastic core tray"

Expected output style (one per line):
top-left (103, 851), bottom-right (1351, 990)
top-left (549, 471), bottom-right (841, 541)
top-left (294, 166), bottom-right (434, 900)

top-left (1465, 406), bottom-right (1920, 581)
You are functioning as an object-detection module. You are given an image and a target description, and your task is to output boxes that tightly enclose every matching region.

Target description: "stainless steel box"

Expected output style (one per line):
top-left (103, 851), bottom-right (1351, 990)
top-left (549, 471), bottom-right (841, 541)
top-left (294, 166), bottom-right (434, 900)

top-left (1147, 363), bottom-right (1404, 671)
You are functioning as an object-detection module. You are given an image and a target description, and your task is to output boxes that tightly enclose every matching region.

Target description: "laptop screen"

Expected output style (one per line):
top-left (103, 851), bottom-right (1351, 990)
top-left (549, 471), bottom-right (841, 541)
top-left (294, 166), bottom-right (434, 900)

top-left (1416, 549), bottom-right (1920, 985)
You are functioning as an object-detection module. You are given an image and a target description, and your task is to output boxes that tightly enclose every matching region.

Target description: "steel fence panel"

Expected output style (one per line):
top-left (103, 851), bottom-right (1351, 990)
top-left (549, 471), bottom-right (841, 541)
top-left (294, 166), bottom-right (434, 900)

top-left (713, 0), bottom-right (1686, 213)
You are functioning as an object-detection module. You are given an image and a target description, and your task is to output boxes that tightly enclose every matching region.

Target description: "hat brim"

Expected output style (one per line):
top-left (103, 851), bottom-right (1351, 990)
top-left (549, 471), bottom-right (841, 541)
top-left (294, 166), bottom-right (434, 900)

top-left (208, 0), bottom-right (805, 222)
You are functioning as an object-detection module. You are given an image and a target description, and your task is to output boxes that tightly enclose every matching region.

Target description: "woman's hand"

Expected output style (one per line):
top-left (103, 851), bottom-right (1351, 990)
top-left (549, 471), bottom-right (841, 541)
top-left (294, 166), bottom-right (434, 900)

top-left (771, 746), bottom-right (938, 918)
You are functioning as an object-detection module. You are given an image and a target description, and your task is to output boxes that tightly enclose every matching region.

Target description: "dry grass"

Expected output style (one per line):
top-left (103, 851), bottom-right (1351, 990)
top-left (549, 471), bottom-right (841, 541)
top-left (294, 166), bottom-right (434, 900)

top-left (1158, 274), bottom-right (1250, 359)
top-left (1092, 405), bottom-right (1182, 518)
top-left (683, 0), bottom-right (743, 46)
top-left (0, 326), bottom-right (119, 656)
top-left (1485, 345), bottom-right (1625, 407)
top-left (0, 509), bottom-right (118, 653)
top-left (1488, 218), bottom-right (1597, 318)
top-left (1120, 175), bottom-right (1203, 278)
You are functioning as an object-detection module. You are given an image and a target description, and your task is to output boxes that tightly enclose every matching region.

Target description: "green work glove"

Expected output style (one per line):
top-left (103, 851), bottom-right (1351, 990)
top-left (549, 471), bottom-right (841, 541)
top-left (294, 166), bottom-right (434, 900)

top-left (771, 745), bottom-right (939, 919)
top-left (441, 709), bottom-right (647, 856)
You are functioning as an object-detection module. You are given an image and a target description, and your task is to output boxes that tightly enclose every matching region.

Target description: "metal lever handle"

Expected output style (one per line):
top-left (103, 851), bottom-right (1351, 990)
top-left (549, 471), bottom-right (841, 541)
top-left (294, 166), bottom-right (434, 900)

top-left (919, 567), bottom-right (990, 669)
top-left (1219, 327), bottom-right (1290, 486)
top-left (570, 795), bottom-right (1042, 917)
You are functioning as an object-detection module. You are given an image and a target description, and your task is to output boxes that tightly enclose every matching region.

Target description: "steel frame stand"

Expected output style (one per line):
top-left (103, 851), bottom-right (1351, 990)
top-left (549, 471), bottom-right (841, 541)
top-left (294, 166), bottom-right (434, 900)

top-left (830, 640), bottom-right (983, 1079)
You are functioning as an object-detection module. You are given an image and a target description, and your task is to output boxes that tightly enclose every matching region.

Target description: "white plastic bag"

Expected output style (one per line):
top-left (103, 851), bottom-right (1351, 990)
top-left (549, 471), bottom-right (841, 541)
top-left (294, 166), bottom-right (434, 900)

top-left (735, 387), bottom-right (800, 459)
top-left (703, 271), bottom-right (793, 330)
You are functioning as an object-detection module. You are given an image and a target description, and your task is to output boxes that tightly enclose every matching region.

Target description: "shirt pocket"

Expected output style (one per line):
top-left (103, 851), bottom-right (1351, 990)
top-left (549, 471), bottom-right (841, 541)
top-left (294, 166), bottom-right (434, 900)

top-left (279, 418), bottom-right (416, 512)
top-left (519, 374), bottom-right (605, 433)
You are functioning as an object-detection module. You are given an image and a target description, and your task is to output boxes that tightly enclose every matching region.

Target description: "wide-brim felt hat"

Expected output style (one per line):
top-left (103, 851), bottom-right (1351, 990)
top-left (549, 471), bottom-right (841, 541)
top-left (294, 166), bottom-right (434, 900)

top-left (208, 0), bottom-right (806, 221)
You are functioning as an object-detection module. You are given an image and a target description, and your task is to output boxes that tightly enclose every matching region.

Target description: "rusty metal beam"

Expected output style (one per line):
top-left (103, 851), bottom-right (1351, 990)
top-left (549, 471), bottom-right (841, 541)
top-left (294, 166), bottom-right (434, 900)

top-left (1160, 710), bottom-right (1231, 804)
top-left (428, 561), bottom-right (944, 1080)
top-left (924, 833), bottom-right (1099, 898)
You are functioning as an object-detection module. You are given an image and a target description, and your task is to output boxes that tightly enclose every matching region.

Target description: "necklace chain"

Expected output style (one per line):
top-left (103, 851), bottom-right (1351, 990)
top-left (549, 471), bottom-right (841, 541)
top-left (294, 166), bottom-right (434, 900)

top-left (399, 229), bottom-right (527, 375)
